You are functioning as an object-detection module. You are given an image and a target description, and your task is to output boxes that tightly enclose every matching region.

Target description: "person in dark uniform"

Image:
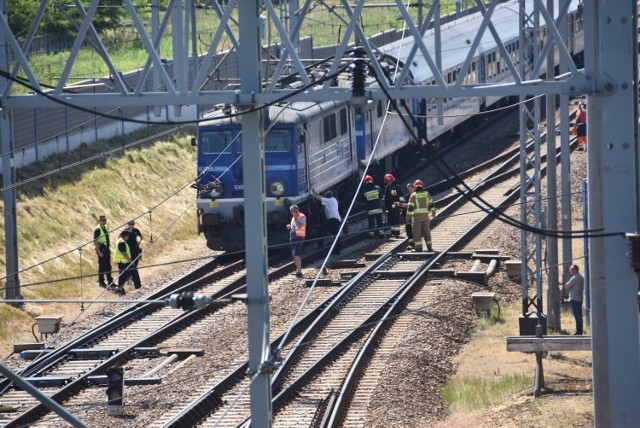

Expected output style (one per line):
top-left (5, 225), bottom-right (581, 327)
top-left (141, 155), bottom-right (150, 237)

top-left (125, 221), bottom-right (143, 261)
top-left (112, 230), bottom-right (141, 294)
top-left (125, 220), bottom-right (143, 287)
top-left (383, 173), bottom-right (405, 236)
top-left (361, 175), bottom-right (385, 237)
top-left (93, 215), bottom-right (114, 288)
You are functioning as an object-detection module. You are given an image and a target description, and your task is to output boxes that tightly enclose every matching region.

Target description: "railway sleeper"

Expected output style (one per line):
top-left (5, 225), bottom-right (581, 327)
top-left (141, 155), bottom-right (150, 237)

top-left (85, 375), bottom-right (162, 386)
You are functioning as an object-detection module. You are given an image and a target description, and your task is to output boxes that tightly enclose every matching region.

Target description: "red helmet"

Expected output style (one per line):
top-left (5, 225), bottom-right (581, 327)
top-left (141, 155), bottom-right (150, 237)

top-left (413, 179), bottom-right (424, 188)
top-left (384, 173), bottom-right (395, 184)
top-left (364, 175), bottom-right (374, 184)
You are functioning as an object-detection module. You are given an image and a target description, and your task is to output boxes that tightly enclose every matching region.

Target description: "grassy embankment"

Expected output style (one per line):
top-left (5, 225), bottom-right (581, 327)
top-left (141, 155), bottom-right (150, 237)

top-left (0, 128), bottom-right (205, 356)
top-left (438, 221), bottom-right (593, 427)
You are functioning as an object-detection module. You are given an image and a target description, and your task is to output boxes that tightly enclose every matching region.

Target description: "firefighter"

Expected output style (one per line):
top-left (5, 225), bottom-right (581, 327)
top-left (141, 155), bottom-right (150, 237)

top-left (361, 175), bottom-right (385, 237)
top-left (383, 173), bottom-right (405, 237)
top-left (406, 179), bottom-right (436, 252)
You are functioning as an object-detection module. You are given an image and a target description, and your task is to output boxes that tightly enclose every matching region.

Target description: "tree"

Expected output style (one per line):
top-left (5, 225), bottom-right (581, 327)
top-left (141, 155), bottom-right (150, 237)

top-left (8, 0), bottom-right (126, 39)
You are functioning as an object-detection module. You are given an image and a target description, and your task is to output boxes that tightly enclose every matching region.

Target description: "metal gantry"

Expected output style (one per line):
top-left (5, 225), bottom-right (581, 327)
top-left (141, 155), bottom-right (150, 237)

top-left (0, 0), bottom-right (639, 426)
top-left (518, 0), bottom-right (544, 334)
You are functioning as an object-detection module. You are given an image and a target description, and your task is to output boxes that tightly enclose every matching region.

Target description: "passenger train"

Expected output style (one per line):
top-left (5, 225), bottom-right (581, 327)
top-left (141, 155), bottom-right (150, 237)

top-left (194, 0), bottom-right (584, 252)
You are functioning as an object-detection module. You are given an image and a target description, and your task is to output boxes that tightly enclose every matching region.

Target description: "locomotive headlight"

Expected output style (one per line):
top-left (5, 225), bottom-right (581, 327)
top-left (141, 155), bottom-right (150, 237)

top-left (269, 180), bottom-right (286, 197)
top-left (209, 182), bottom-right (224, 198)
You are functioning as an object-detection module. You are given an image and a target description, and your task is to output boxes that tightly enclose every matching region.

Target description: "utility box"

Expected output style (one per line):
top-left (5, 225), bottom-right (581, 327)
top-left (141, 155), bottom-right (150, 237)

top-left (519, 312), bottom-right (547, 336)
top-left (35, 315), bottom-right (63, 335)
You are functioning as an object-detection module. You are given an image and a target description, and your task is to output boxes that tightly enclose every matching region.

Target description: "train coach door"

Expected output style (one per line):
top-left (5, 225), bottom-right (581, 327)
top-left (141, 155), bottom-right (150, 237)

top-left (296, 125), bottom-right (308, 194)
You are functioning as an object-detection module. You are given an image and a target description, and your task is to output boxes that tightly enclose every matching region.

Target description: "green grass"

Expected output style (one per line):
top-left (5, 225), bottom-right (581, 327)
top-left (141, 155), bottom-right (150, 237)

top-left (2, 126), bottom-right (198, 298)
top-left (0, 126), bottom-right (203, 355)
top-left (475, 313), bottom-right (505, 330)
top-left (442, 372), bottom-right (531, 411)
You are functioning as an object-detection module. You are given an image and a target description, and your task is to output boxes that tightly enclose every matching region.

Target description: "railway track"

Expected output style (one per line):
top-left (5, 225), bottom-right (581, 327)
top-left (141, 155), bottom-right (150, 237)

top-left (0, 111), bottom-right (575, 427)
top-left (143, 133), bottom-right (574, 427)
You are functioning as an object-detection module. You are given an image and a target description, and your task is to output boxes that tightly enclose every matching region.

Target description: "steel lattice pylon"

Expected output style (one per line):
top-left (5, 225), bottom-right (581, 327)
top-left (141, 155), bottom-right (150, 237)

top-left (518, 0), bottom-right (545, 334)
top-left (1, 1), bottom-right (639, 427)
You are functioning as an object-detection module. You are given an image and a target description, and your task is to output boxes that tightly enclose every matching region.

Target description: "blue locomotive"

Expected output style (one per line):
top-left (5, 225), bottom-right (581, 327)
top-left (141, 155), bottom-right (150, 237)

top-left (194, 0), bottom-right (584, 252)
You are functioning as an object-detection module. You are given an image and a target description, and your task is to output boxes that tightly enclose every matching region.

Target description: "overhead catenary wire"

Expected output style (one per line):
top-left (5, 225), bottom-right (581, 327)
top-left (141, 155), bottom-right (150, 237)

top-left (0, 62), bottom-right (350, 132)
top-left (0, 101), bottom-right (295, 287)
top-left (1, 92), bottom-right (303, 381)
top-left (276, 10), bottom-right (417, 358)
top-left (0, 62), bottom-right (350, 193)
top-left (9, 165), bottom-right (217, 372)
top-left (368, 68), bottom-right (623, 240)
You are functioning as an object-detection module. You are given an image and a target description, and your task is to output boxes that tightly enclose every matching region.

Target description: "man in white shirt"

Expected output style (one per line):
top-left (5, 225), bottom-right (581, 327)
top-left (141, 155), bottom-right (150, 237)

top-left (564, 264), bottom-right (585, 335)
top-left (310, 189), bottom-right (342, 255)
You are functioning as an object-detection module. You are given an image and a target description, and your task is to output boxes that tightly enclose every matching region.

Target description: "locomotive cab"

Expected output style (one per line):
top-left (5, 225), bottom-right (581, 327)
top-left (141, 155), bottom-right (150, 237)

top-left (195, 115), bottom-right (302, 251)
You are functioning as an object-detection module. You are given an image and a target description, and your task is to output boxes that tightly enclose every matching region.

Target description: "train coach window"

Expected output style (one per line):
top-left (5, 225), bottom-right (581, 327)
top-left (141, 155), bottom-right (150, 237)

top-left (266, 130), bottom-right (292, 152)
top-left (201, 131), bottom-right (233, 154)
top-left (322, 114), bottom-right (337, 143)
top-left (339, 109), bottom-right (348, 135)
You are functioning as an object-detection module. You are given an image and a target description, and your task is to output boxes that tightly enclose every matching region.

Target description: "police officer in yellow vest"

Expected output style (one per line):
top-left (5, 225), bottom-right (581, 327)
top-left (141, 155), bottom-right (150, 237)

top-left (93, 215), bottom-right (114, 288)
top-left (113, 230), bottom-right (142, 294)
top-left (406, 179), bottom-right (436, 252)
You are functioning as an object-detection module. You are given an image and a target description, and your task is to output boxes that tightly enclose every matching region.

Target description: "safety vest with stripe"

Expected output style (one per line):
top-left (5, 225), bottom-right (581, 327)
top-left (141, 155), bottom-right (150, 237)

top-left (94, 225), bottom-right (110, 246)
top-left (113, 238), bottom-right (131, 264)
top-left (362, 183), bottom-right (383, 215)
top-left (291, 212), bottom-right (306, 238)
top-left (408, 190), bottom-right (434, 214)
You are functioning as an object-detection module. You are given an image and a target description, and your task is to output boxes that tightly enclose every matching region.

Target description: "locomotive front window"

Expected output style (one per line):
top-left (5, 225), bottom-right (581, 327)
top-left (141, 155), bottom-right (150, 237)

top-left (201, 130), bottom-right (235, 154)
top-left (265, 130), bottom-right (292, 152)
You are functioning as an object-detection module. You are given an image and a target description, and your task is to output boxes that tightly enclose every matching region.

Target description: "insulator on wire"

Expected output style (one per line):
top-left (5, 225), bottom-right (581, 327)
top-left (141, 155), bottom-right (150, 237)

top-left (351, 47), bottom-right (367, 117)
top-left (351, 47), bottom-right (367, 99)
top-left (168, 291), bottom-right (208, 310)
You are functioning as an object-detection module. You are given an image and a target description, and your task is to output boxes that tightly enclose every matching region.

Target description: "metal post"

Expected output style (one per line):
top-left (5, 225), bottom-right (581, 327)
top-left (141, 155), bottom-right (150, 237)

top-left (545, 0), bottom-right (560, 330)
top-left (239, 0), bottom-right (273, 426)
top-left (518, 0), bottom-right (544, 335)
top-left (0, 0), bottom-right (22, 305)
top-left (152, 0), bottom-right (161, 117)
top-left (435, 2), bottom-right (443, 126)
top-left (558, 7), bottom-right (572, 292)
top-left (582, 179), bottom-right (590, 326)
top-left (586, 0), bottom-right (640, 425)
top-left (171, 0), bottom-right (185, 117)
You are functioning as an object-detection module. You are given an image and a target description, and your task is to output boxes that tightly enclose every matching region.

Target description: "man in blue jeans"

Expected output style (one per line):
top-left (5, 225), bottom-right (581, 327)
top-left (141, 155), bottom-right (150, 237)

top-left (565, 264), bottom-right (585, 335)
